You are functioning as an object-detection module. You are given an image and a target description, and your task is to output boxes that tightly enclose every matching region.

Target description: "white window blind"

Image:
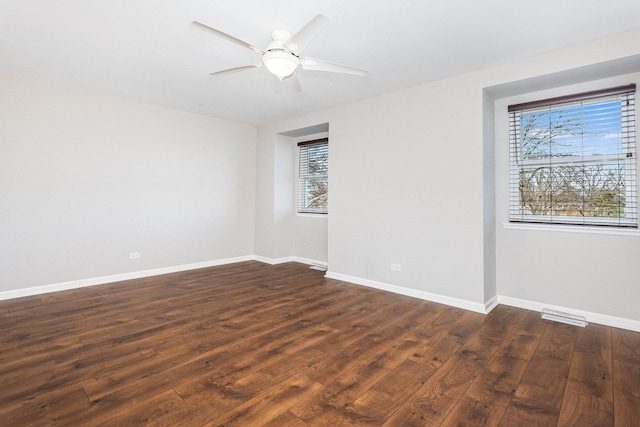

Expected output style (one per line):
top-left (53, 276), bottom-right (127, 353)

top-left (298, 138), bottom-right (328, 214)
top-left (509, 85), bottom-right (637, 228)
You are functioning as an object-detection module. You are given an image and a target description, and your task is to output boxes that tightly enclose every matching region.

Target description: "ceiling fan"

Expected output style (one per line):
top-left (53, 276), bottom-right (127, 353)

top-left (191, 14), bottom-right (368, 81)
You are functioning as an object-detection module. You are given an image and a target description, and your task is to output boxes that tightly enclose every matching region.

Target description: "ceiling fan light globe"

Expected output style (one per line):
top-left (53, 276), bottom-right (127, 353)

top-left (262, 51), bottom-right (299, 79)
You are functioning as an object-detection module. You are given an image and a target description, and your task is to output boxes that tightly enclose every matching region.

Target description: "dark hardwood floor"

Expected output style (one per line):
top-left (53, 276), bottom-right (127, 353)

top-left (1, 261), bottom-right (638, 426)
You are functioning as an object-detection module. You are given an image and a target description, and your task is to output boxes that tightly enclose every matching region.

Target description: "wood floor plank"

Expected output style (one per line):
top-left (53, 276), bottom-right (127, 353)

top-left (382, 306), bottom-right (526, 426)
top-left (291, 360), bottom-right (393, 425)
top-left (327, 359), bottom-right (437, 426)
top-left (229, 348), bottom-right (328, 396)
top-left (557, 324), bottom-right (613, 427)
top-left (408, 309), bottom-right (486, 367)
top-left (0, 261), bottom-right (639, 426)
top-left (292, 309), bottom-right (458, 425)
top-left (439, 310), bottom-right (545, 427)
top-left (499, 321), bottom-right (579, 426)
top-left (303, 301), bottom-right (436, 387)
top-left (262, 409), bottom-right (310, 427)
top-left (325, 310), bottom-right (484, 426)
top-left (612, 328), bottom-right (640, 427)
top-left (204, 373), bottom-right (323, 426)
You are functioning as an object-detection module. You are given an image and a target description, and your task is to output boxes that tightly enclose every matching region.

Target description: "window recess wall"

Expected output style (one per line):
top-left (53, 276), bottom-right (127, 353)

top-left (494, 72), bottom-right (640, 327)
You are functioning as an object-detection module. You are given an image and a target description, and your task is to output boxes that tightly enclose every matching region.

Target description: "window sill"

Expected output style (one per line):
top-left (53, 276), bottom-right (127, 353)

top-left (297, 213), bottom-right (328, 218)
top-left (503, 222), bottom-right (640, 236)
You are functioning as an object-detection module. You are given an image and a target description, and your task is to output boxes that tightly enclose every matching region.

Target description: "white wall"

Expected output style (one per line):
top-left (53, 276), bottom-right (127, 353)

top-left (272, 133), bottom-right (295, 259)
top-left (294, 215), bottom-right (328, 263)
top-left (257, 80), bottom-right (489, 311)
top-left (482, 90), bottom-right (497, 304)
top-left (254, 127), bottom-right (276, 258)
top-left (256, 28), bottom-right (640, 327)
top-left (0, 72), bottom-right (256, 292)
top-left (326, 83), bottom-right (487, 308)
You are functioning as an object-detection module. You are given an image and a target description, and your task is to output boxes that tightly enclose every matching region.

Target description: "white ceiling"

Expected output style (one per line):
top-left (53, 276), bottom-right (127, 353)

top-left (2, 1), bottom-right (640, 125)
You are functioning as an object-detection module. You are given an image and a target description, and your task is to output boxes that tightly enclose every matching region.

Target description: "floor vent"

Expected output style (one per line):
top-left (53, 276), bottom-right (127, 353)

top-left (541, 308), bottom-right (587, 327)
top-left (310, 264), bottom-right (328, 272)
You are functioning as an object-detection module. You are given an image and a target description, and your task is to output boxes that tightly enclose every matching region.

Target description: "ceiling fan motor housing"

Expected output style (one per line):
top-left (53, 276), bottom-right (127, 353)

top-left (262, 50), bottom-right (299, 79)
top-left (263, 30), bottom-right (299, 79)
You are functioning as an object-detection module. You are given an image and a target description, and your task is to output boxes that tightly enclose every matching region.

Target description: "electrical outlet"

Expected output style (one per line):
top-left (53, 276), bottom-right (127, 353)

top-left (390, 263), bottom-right (401, 271)
top-left (129, 252), bottom-right (141, 260)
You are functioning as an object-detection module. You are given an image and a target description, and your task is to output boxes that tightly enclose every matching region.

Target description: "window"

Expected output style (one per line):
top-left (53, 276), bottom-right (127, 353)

top-left (298, 138), bottom-right (328, 214)
top-left (509, 85), bottom-right (637, 228)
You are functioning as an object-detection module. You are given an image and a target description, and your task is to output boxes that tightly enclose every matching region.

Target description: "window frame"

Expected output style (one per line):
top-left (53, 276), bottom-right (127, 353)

top-left (297, 138), bottom-right (328, 215)
top-left (508, 84), bottom-right (637, 229)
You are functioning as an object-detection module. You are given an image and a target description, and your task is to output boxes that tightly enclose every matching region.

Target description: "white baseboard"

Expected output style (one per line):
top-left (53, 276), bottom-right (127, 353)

top-left (291, 257), bottom-right (328, 267)
top-left (484, 295), bottom-right (499, 313)
top-left (3, 257), bottom-right (637, 332)
top-left (253, 255), bottom-right (327, 267)
top-left (325, 270), bottom-right (489, 314)
top-left (0, 255), bottom-right (329, 302)
top-left (498, 295), bottom-right (640, 332)
top-left (320, 273), bottom-right (640, 331)
top-left (253, 255), bottom-right (296, 265)
top-left (0, 255), bottom-right (254, 301)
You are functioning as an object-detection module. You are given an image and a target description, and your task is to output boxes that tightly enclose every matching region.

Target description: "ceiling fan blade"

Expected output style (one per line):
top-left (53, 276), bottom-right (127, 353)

top-left (191, 21), bottom-right (264, 54)
top-left (283, 73), bottom-right (302, 92)
top-left (284, 14), bottom-right (331, 55)
top-left (210, 63), bottom-right (262, 77)
top-left (301, 57), bottom-right (368, 76)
